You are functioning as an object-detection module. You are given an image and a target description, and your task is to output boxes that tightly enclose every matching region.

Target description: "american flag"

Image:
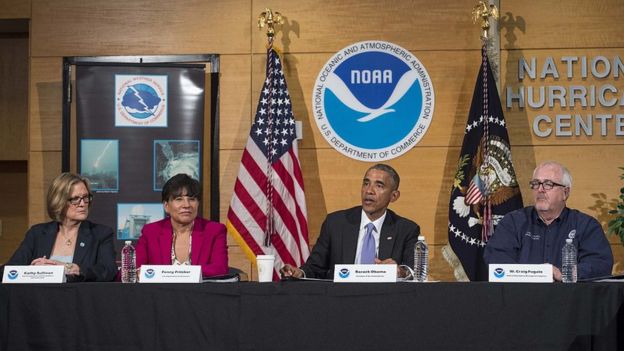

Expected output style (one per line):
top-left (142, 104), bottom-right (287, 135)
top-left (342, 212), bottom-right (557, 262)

top-left (226, 47), bottom-right (309, 281)
top-left (465, 175), bottom-right (484, 205)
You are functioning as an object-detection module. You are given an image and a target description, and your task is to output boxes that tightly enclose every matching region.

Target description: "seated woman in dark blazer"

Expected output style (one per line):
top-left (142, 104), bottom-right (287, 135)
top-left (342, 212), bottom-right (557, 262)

top-left (136, 173), bottom-right (228, 278)
top-left (5, 172), bottom-right (117, 282)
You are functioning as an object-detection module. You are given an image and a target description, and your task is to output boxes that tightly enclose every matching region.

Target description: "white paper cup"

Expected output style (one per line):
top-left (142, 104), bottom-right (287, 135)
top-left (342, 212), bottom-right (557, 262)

top-left (256, 255), bottom-right (275, 282)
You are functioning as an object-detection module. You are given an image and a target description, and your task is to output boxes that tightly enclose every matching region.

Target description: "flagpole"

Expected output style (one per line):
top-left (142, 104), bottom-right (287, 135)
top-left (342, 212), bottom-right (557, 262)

top-left (258, 9), bottom-right (284, 247)
top-left (444, 2), bottom-right (521, 281)
top-left (472, 1), bottom-right (499, 241)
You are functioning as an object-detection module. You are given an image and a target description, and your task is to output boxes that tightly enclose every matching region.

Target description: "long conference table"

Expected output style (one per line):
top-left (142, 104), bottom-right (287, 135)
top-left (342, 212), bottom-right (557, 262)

top-left (1, 281), bottom-right (623, 351)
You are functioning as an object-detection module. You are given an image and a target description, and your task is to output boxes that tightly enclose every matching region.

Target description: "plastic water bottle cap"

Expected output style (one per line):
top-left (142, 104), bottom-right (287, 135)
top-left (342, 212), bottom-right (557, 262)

top-left (565, 238), bottom-right (573, 243)
top-left (125, 240), bottom-right (132, 245)
top-left (418, 235), bottom-right (425, 241)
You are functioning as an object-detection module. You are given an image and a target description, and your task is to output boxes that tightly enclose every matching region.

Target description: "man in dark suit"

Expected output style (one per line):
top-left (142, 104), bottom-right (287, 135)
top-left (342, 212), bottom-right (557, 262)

top-left (280, 164), bottom-right (420, 279)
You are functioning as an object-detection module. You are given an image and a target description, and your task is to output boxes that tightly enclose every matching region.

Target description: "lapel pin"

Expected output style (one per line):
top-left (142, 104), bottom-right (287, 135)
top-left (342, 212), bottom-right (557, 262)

top-left (386, 236), bottom-right (392, 240)
top-left (80, 242), bottom-right (85, 247)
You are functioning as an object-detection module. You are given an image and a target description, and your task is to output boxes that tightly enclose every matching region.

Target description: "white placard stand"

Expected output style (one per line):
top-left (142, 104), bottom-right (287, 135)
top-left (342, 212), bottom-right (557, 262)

top-left (489, 264), bottom-right (553, 283)
top-left (333, 264), bottom-right (397, 283)
top-left (2, 265), bottom-right (66, 283)
top-left (138, 265), bottom-right (202, 283)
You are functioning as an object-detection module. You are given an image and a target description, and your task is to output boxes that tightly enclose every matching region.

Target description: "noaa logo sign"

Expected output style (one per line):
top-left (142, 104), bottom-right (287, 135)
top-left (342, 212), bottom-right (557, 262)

top-left (338, 268), bottom-right (350, 278)
top-left (312, 40), bottom-right (434, 161)
top-left (7, 270), bottom-right (18, 280)
top-left (144, 268), bottom-right (156, 279)
top-left (493, 267), bottom-right (505, 278)
top-left (115, 75), bottom-right (168, 127)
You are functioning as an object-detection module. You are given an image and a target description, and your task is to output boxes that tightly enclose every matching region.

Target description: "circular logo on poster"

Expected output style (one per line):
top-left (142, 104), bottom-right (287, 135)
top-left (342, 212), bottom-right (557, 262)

top-left (312, 41), bottom-right (434, 161)
top-left (121, 83), bottom-right (162, 119)
top-left (115, 75), bottom-right (168, 127)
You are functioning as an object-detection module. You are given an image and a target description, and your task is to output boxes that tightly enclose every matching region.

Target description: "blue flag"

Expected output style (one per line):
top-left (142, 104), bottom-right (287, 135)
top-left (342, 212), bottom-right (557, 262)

top-left (444, 49), bottom-right (523, 281)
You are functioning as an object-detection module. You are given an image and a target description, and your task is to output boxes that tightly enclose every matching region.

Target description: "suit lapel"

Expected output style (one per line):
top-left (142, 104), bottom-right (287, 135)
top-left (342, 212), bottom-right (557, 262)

top-left (190, 220), bottom-right (205, 264)
top-left (41, 222), bottom-right (59, 257)
top-left (72, 221), bottom-right (92, 264)
top-left (158, 220), bottom-right (174, 264)
top-left (378, 211), bottom-right (396, 260)
top-left (342, 208), bottom-right (360, 264)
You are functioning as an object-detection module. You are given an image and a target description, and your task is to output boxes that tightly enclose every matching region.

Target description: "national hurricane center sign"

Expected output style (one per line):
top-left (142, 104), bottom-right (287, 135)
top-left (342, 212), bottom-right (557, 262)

top-left (313, 41), bottom-right (434, 161)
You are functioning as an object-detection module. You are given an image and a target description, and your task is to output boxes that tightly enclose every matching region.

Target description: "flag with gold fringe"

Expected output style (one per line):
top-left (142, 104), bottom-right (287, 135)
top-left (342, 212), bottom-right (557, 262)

top-left (226, 44), bottom-right (309, 281)
top-left (443, 45), bottom-right (523, 281)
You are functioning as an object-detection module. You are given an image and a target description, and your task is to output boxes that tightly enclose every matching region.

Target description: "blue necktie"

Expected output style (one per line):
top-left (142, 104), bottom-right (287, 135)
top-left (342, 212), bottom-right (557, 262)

top-left (361, 223), bottom-right (376, 264)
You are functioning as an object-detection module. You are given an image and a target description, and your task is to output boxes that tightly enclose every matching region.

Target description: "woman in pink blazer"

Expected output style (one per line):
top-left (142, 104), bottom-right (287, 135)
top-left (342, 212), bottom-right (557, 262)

top-left (136, 174), bottom-right (228, 278)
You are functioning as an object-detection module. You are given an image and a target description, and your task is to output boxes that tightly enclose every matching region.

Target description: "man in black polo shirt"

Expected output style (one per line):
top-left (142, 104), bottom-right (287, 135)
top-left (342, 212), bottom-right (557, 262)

top-left (484, 161), bottom-right (613, 281)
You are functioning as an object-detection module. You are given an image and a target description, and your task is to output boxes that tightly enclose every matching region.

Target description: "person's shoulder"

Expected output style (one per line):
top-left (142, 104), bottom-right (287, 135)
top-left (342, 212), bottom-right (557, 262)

top-left (195, 217), bottom-right (226, 231)
top-left (22, 221), bottom-right (56, 239)
top-left (565, 208), bottom-right (600, 225)
top-left (502, 206), bottom-right (533, 221)
top-left (141, 218), bottom-right (168, 233)
top-left (326, 206), bottom-right (360, 221)
top-left (566, 207), bottom-right (591, 218)
top-left (28, 221), bottom-right (56, 232)
top-left (82, 220), bottom-right (114, 236)
top-left (386, 209), bottom-right (419, 228)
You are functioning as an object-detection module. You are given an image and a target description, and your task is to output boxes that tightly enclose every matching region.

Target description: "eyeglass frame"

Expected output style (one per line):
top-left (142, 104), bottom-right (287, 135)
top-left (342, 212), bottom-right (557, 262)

top-left (67, 194), bottom-right (93, 205)
top-left (528, 179), bottom-right (567, 191)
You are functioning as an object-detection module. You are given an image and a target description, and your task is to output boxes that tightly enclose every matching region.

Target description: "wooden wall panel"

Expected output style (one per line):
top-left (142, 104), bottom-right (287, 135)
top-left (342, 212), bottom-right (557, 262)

top-left (251, 50), bottom-right (483, 151)
top-left (0, 37), bottom-right (28, 160)
top-left (501, 145), bottom-right (624, 249)
top-left (0, 0), bottom-right (31, 19)
top-left (501, 49), bottom-right (624, 146)
top-left (30, 0), bottom-right (251, 57)
top-left (28, 151), bottom-right (61, 225)
top-left (220, 54), bottom-right (252, 151)
top-left (219, 148), bottom-right (244, 222)
top-left (227, 243), bottom-right (253, 279)
top-left (0, 161), bottom-right (28, 263)
top-left (251, 0), bottom-right (482, 54)
top-left (501, 0), bottom-right (624, 49)
top-left (29, 57), bottom-right (62, 152)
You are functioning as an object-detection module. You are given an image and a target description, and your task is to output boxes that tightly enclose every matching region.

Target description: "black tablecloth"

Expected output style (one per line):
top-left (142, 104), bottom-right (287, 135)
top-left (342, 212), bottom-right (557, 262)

top-left (1, 281), bottom-right (623, 351)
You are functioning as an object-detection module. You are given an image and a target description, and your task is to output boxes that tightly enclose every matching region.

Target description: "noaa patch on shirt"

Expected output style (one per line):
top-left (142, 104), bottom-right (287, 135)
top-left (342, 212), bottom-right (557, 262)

top-left (312, 41), bottom-right (434, 161)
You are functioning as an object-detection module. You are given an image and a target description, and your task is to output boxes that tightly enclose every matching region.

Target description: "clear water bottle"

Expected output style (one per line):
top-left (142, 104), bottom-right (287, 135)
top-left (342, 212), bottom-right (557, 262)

top-left (414, 235), bottom-right (429, 282)
top-left (121, 240), bottom-right (137, 283)
top-left (561, 238), bottom-right (577, 283)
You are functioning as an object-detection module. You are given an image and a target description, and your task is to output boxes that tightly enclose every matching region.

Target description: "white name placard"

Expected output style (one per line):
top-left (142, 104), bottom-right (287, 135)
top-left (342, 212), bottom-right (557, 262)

top-left (2, 265), bottom-right (66, 284)
top-left (489, 264), bottom-right (553, 283)
top-left (139, 265), bottom-right (201, 283)
top-left (333, 264), bottom-right (397, 283)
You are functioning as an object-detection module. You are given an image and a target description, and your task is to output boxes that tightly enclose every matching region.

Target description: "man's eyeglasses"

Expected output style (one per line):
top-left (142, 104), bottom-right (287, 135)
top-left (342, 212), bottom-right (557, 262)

top-left (529, 180), bottom-right (566, 190)
top-left (68, 194), bottom-right (93, 205)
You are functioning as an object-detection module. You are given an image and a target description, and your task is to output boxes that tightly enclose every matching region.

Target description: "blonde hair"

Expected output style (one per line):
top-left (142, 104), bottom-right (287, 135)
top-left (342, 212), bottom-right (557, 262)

top-left (46, 173), bottom-right (92, 222)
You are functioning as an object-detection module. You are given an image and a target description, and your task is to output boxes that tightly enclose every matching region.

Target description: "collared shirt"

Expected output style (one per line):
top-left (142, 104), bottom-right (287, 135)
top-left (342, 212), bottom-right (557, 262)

top-left (354, 210), bottom-right (387, 264)
top-left (484, 206), bottom-right (613, 280)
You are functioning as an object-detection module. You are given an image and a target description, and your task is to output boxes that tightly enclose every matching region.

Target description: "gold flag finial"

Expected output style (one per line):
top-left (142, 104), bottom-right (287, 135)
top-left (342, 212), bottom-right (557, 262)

top-left (472, 1), bottom-right (498, 40)
top-left (258, 8), bottom-right (284, 39)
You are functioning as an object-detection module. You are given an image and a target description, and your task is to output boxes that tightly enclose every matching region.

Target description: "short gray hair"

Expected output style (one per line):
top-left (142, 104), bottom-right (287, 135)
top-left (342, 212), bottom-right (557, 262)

top-left (533, 161), bottom-right (572, 189)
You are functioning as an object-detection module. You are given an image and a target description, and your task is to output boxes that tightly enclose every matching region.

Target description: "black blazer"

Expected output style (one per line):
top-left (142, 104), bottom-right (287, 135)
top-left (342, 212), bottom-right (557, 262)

top-left (4, 220), bottom-right (117, 282)
top-left (301, 206), bottom-right (420, 279)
